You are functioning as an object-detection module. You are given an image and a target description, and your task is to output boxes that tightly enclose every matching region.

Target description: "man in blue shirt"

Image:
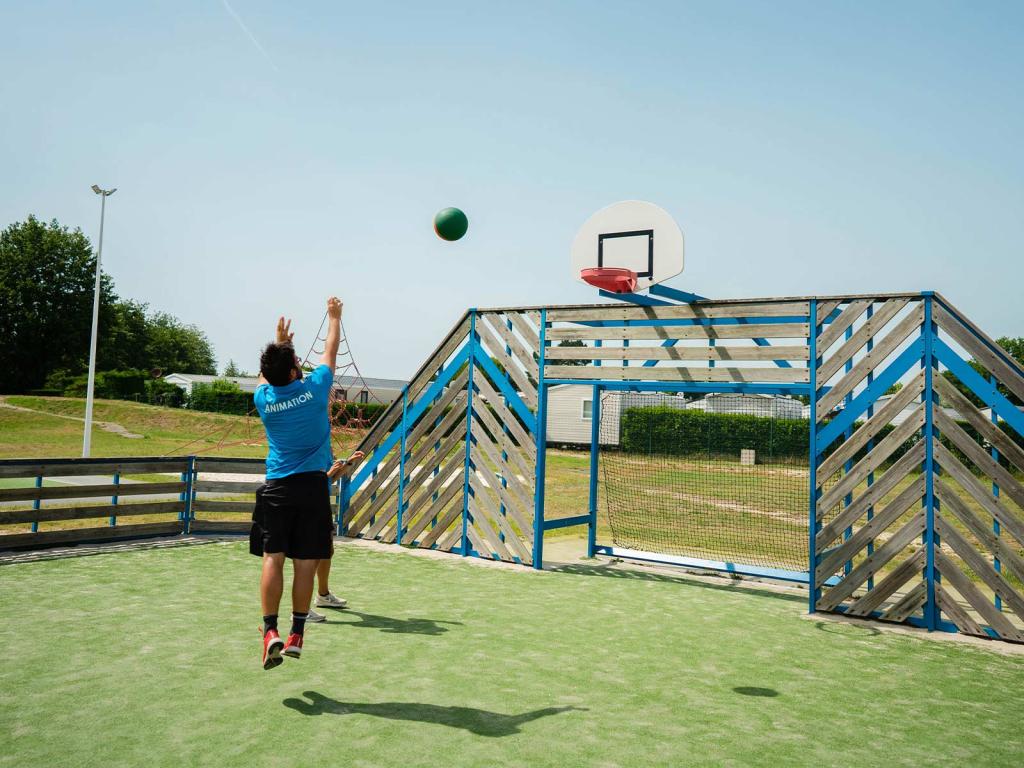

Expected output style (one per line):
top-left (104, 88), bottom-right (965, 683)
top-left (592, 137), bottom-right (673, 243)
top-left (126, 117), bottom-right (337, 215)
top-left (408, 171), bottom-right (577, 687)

top-left (253, 296), bottom-right (345, 670)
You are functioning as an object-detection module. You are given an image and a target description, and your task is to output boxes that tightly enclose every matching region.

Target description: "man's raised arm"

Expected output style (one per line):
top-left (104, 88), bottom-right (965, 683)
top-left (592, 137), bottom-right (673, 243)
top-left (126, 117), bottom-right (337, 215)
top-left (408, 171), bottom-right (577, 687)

top-left (320, 297), bottom-right (342, 373)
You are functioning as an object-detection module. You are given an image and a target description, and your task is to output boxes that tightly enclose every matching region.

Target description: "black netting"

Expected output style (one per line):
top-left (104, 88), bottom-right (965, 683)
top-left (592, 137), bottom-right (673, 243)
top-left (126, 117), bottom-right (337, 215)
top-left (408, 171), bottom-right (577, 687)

top-left (599, 391), bottom-right (809, 572)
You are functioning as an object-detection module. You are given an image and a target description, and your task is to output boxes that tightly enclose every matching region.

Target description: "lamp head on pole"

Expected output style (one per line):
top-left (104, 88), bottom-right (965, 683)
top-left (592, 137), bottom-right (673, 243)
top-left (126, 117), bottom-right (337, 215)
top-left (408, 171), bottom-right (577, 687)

top-left (91, 185), bottom-right (117, 196)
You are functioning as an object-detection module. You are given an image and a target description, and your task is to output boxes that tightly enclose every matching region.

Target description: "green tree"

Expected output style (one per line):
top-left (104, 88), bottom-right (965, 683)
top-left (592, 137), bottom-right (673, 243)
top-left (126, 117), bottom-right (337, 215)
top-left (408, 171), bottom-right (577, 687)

top-left (0, 216), bottom-right (116, 392)
top-left (99, 299), bottom-right (150, 372)
top-left (555, 339), bottom-right (590, 366)
top-left (146, 312), bottom-right (216, 375)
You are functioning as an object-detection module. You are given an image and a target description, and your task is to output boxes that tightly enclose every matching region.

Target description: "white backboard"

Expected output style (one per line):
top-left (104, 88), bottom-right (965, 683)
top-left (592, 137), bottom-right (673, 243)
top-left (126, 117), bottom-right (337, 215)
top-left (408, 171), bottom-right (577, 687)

top-left (570, 200), bottom-right (685, 291)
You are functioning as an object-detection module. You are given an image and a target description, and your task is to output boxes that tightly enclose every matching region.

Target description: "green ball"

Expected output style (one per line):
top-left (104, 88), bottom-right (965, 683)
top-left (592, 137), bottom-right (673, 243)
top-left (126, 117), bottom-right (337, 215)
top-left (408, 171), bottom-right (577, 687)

top-left (433, 207), bottom-right (468, 241)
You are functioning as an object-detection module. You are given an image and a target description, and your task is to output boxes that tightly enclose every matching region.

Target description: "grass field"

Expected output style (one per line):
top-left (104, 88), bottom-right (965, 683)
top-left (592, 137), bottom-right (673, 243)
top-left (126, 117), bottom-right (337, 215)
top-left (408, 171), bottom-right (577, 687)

top-left (1, 540), bottom-right (1022, 768)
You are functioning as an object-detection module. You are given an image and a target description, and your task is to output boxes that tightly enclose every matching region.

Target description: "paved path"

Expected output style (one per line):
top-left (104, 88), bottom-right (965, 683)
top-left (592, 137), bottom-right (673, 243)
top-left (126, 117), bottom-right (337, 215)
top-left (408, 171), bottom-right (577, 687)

top-left (0, 396), bottom-right (144, 438)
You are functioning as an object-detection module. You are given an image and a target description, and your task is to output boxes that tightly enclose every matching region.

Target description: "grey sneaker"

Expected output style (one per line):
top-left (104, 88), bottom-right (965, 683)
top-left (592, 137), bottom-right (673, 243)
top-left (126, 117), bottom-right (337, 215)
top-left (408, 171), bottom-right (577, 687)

top-left (315, 591), bottom-right (348, 609)
top-left (306, 607), bottom-right (326, 623)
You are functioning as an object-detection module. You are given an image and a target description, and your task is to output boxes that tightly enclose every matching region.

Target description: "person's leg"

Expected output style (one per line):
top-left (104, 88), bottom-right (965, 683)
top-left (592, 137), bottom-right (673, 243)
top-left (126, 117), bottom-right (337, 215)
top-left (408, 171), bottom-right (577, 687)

top-left (291, 558), bottom-right (318, 615)
top-left (316, 556), bottom-right (331, 596)
top-left (261, 552), bottom-right (286, 619)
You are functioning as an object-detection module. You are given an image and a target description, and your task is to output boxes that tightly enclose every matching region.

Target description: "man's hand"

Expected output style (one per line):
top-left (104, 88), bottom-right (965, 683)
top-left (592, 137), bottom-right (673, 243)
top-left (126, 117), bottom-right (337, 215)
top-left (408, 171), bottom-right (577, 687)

top-left (327, 450), bottom-right (365, 480)
top-left (276, 316), bottom-right (294, 346)
top-left (327, 297), bottom-right (343, 320)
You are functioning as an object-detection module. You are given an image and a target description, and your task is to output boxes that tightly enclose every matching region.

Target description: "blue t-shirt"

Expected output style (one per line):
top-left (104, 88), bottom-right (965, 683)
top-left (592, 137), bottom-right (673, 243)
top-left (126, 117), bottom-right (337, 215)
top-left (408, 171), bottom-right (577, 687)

top-left (254, 364), bottom-right (334, 479)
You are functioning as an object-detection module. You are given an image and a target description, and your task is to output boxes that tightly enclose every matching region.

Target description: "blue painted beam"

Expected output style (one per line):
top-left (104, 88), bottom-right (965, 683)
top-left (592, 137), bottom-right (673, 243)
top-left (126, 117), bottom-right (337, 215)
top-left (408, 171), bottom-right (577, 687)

top-left (543, 514), bottom-right (592, 531)
top-left (934, 338), bottom-right (1024, 436)
top-left (472, 344), bottom-right (537, 432)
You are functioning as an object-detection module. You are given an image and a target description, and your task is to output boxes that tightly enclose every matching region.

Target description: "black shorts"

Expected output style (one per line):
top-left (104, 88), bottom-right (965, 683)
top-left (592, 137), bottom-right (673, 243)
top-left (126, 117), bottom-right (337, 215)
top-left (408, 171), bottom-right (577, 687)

top-left (249, 471), bottom-right (334, 560)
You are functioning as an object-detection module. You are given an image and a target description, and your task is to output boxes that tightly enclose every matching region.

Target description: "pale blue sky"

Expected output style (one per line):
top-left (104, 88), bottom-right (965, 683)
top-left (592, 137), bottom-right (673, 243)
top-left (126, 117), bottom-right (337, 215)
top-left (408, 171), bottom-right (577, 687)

top-left (2, 2), bottom-right (1021, 378)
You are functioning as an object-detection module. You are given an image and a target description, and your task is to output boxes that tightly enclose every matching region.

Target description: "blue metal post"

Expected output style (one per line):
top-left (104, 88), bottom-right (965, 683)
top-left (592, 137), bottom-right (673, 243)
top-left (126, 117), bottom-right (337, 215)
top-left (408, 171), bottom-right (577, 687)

top-left (460, 312), bottom-right (477, 556)
top-left (842, 324), bottom-right (854, 574)
top-left (183, 455), bottom-right (196, 534)
top-left (588, 384), bottom-right (600, 557)
top-left (532, 309), bottom-right (549, 569)
top-left (990, 373), bottom-right (1002, 611)
top-left (110, 470), bottom-right (120, 527)
top-left (865, 305), bottom-right (875, 590)
top-left (337, 476), bottom-right (350, 536)
top-left (807, 299), bottom-right (819, 613)
top-left (31, 474), bottom-right (41, 533)
top-left (923, 296), bottom-right (937, 630)
top-left (396, 386), bottom-right (409, 544)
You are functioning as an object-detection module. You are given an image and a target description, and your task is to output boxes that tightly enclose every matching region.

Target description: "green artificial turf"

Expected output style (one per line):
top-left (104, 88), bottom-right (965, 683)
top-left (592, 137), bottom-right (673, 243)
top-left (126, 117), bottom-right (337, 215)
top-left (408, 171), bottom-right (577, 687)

top-left (1, 541), bottom-right (1022, 767)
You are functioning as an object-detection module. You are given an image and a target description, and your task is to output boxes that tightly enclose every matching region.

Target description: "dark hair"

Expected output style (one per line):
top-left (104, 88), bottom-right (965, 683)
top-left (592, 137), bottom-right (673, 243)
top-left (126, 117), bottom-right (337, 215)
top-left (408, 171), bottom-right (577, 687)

top-left (260, 343), bottom-right (298, 386)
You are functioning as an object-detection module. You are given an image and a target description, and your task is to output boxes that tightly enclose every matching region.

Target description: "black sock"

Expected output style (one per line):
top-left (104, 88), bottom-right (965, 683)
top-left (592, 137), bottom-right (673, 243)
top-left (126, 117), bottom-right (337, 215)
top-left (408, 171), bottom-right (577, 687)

top-left (263, 614), bottom-right (278, 634)
top-left (291, 612), bottom-right (308, 637)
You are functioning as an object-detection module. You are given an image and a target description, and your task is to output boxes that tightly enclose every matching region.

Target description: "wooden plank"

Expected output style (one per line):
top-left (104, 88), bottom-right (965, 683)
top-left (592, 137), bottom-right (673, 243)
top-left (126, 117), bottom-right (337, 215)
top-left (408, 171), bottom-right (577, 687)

top-left (934, 374), bottom-right (1024, 474)
top-left (545, 365), bottom-right (809, 384)
top-left (817, 512), bottom-right (925, 611)
top-left (934, 442), bottom-right (1024, 548)
top-left (0, 459), bottom-right (190, 479)
top-left (546, 301), bottom-right (810, 323)
top-left (467, 487), bottom-right (513, 561)
top-left (465, 524), bottom-right (494, 560)
top-left (395, 424), bottom-right (467, 504)
top-left (815, 442), bottom-right (924, 548)
top-left (469, 442), bottom-right (533, 540)
top-left (412, 484), bottom-right (464, 547)
top-left (935, 410), bottom-right (1024, 511)
top-left (478, 293), bottom-right (924, 314)
top-left (846, 550), bottom-right (925, 617)
top-left (547, 323), bottom-right (810, 342)
top-left (933, 550), bottom-right (1024, 642)
top-left (935, 479), bottom-right (1024, 584)
top-left (816, 300), bottom-right (842, 325)
top-left (507, 311), bottom-right (541, 352)
top-left (817, 299), bottom-right (873, 351)
top-left (818, 299), bottom-right (911, 382)
top-left (192, 480), bottom-right (261, 494)
top-left (933, 303), bottom-right (1024, 404)
top-left (191, 500), bottom-right (256, 514)
top-left (436, 519), bottom-right (466, 552)
top-left (472, 372), bottom-right (536, 457)
top-left (815, 475), bottom-right (925, 582)
top-left (0, 522), bottom-right (183, 550)
top-left (545, 345), bottom-right (810, 362)
top-left (479, 312), bottom-right (540, 378)
top-left (193, 458), bottom-right (266, 474)
top-left (935, 584), bottom-right (985, 637)
top-left (816, 370), bottom-right (926, 481)
top-left (935, 516), bottom-right (1024, 623)
top-left (0, 481), bottom-right (186, 503)
top-left (469, 396), bottom-right (534, 481)
top-left (0, 501), bottom-right (185, 525)
top-left (469, 425), bottom-right (534, 518)
top-left (473, 322), bottom-right (538, 410)
top-left (816, 304), bottom-right (924, 419)
top-left (817, 405), bottom-right (925, 513)
top-left (879, 581), bottom-right (928, 623)
top-left (467, 468), bottom-right (532, 563)
top-left (389, 456), bottom-right (465, 542)
top-left (189, 520), bottom-right (250, 534)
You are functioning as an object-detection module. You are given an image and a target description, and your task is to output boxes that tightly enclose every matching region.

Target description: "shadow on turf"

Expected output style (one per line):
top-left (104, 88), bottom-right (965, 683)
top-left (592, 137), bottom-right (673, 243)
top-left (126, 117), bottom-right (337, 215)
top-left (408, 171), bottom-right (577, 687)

top-left (283, 691), bottom-right (585, 736)
top-left (732, 686), bottom-right (779, 697)
top-left (324, 611), bottom-right (462, 635)
top-left (553, 562), bottom-right (806, 604)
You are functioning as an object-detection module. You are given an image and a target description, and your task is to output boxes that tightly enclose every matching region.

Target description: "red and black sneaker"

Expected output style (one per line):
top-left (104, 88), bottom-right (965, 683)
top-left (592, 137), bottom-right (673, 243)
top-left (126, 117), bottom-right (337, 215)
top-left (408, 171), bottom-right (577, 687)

top-left (283, 633), bottom-right (303, 659)
top-left (262, 628), bottom-right (284, 670)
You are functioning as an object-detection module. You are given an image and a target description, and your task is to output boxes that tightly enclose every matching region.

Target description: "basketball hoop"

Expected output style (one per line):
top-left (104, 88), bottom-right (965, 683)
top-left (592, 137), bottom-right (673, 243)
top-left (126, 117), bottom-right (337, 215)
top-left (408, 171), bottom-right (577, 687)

top-left (580, 267), bottom-right (637, 294)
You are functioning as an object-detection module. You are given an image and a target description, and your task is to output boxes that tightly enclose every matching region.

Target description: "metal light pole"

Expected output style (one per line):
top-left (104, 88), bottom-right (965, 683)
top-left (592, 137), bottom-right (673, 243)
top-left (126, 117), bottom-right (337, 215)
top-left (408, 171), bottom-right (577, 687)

top-left (83, 185), bottom-right (117, 458)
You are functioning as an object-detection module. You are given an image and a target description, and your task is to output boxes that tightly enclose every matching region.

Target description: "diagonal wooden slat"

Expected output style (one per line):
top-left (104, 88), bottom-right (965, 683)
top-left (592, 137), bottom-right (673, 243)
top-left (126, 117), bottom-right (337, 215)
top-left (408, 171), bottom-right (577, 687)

top-left (470, 397), bottom-right (534, 481)
top-left (467, 485), bottom-right (513, 561)
top-left (846, 550), bottom-right (925, 617)
top-left (933, 550), bottom-right (1024, 642)
top-left (436, 513), bottom-right (467, 551)
top-left (815, 475), bottom-right (925, 582)
top-left (817, 299), bottom-right (873, 352)
top-left (880, 581), bottom-right (928, 623)
top-left (935, 479), bottom-right (1024, 584)
top-left (508, 311), bottom-right (541, 352)
top-left (473, 371), bottom-right (536, 457)
top-left (480, 312), bottom-right (540, 380)
top-left (816, 441), bottom-right (925, 549)
top-left (817, 405), bottom-right (925, 513)
top-left (467, 463), bottom-right (532, 563)
top-left (408, 482), bottom-right (464, 547)
top-left (934, 409), bottom-right (1024, 512)
top-left (816, 299), bottom-right (842, 326)
top-left (935, 584), bottom-right (985, 637)
top-left (817, 512), bottom-right (925, 611)
top-left (817, 370), bottom-right (925, 481)
top-left (469, 441), bottom-right (533, 540)
top-left (933, 303), bottom-right (1024, 405)
top-left (934, 373), bottom-right (1024, 474)
top-left (398, 426), bottom-right (467, 504)
top-left (474, 320), bottom-right (538, 410)
top-left (818, 299), bottom-right (911, 382)
top-left (465, 524), bottom-right (496, 561)
top-left (381, 455), bottom-right (465, 544)
top-left (933, 442), bottom-right (1024, 548)
top-left (817, 304), bottom-right (924, 420)
top-left (935, 517), bottom-right (1024, 624)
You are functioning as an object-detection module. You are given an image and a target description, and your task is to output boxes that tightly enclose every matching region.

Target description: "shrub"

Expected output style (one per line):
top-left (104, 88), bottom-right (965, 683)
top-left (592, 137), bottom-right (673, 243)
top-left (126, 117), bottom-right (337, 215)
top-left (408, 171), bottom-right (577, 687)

top-left (188, 379), bottom-right (253, 415)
